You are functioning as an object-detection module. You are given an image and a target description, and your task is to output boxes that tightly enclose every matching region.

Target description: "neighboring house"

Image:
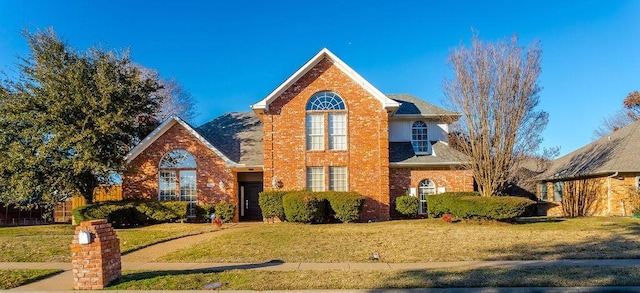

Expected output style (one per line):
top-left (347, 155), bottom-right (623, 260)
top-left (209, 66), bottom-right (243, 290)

top-left (123, 48), bottom-right (473, 222)
top-left (536, 119), bottom-right (640, 216)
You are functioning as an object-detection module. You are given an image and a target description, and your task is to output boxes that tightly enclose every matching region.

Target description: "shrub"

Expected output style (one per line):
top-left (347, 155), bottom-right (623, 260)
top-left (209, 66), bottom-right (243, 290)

top-left (258, 190), bottom-right (287, 221)
top-left (214, 202), bottom-right (236, 223)
top-left (72, 200), bottom-right (190, 227)
top-left (282, 192), bottom-right (326, 223)
top-left (323, 192), bottom-right (364, 223)
top-left (426, 193), bottom-right (533, 221)
top-left (395, 195), bottom-right (419, 218)
top-left (195, 203), bottom-right (215, 222)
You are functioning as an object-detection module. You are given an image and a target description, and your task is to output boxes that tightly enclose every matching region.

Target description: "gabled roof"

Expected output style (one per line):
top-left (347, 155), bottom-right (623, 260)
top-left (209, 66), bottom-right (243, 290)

top-left (125, 116), bottom-right (237, 166)
top-left (389, 141), bottom-right (469, 166)
top-left (197, 112), bottom-right (263, 166)
top-left (538, 119), bottom-right (640, 181)
top-left (251, 48), bottom-right (400, 112)
top-left (388, 94), bottom-right (460, 118)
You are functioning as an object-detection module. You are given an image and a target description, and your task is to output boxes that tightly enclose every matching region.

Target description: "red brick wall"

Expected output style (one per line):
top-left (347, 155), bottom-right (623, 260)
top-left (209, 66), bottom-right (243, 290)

top-left (259, 58), bottom-right (391, 220)
top-left (389, 167), bottom-right (474, 218)
top-left (71, 219), bottom-right (121, 290)
top-left (122, 123), bottom-right (237, 218)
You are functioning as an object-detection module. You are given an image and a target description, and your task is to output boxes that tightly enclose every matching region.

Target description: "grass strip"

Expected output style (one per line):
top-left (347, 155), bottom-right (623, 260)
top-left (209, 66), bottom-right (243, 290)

top-left (0, 269), bottom-right (63, 289)
top-left (108, 265), bottom-right (640, 290)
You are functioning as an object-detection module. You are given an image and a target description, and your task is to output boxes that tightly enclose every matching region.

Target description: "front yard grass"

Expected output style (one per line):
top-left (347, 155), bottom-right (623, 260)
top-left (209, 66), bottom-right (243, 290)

top-left (0, 223), bottom-right (216, 262)
top-left (108, 265), bottom-right (640, 290)
top-left (0, 269), bottom-right (63, 289)
top-left (161, 217), bottom-right (640, 263)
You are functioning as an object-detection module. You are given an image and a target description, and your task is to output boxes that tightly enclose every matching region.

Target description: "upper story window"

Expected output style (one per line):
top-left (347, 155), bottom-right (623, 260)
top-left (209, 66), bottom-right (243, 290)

top-left (306, 91), bottom-right (347, 150)
top-left (411, 121), bottom-right (429, 154)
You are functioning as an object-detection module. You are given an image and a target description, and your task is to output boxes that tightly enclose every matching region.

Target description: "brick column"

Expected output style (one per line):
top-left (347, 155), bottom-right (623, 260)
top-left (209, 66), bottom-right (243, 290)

top-left (70, 219), bottom-right (122, 290)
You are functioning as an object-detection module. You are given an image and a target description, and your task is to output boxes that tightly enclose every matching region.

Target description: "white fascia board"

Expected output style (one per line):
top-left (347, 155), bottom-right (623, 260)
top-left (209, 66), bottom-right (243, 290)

top-left (125, 116), bottom-right (238, 167)
top-left (389, 162), bottom-right (469, 168)
top-left (252, 48), bottom-right (401, 111)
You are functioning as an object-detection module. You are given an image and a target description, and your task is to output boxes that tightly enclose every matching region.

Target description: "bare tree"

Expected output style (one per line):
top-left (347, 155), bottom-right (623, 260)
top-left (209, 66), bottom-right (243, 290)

top-left (561, 179), bottom-right (601, 217)
top-left (155, 78), bottom-right (197, 123)
top-left (444, 34), bottom-right (548, 197)
top-left (593, 90), bottom-right (640, 139)
top-left (135, 65), bottom-right (197, 123)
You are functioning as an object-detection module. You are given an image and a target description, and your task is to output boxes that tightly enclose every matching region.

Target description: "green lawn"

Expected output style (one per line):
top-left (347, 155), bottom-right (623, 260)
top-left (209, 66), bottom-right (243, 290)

top-left (0, 223), bottom-right (216, 262)
top-left (108, 265), bottom-right (640, 290)
top-left (161, 217), bottom-right (640, 263)
top-left (0, 269), bottom-right (63, 289)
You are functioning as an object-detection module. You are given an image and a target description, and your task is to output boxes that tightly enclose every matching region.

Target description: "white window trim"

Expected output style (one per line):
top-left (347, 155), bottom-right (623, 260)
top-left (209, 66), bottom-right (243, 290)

top-left (306, 114), bottom-right (324, 150)
top-left (418, 179), bottom-right (436, 214)
top-left (329, 113), bottom-right (347, 150)
top-left (306, 167), bottom-right (325, 191)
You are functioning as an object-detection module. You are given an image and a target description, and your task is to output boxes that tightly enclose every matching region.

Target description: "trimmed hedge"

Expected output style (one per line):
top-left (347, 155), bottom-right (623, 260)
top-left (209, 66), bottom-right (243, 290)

top-left (214, 201), bottom-right (236, 223)
top-left (258, 190), bottom-right (288, 221)
top-left (323, 192), bottom-right (364, 223)
top-left (72, 200), bottom-right (189, 227)
top-left (426, 192), bottom-right (533, 221)
top-left (395, 195), bottom-right (419, 218)
top-left (282, 192), bottom-right (327, 223)
top-left (281, 191), bottom-right (365, 223)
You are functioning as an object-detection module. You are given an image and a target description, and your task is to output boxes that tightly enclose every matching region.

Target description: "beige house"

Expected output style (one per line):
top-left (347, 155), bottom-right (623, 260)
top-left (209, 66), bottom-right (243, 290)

top-left (536, 120), bottom-right (640, 217)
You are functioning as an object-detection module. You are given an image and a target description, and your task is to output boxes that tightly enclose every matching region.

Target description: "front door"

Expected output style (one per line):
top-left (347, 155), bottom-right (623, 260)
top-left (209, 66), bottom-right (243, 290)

top-left (240, 182), bottom-right (263, 221)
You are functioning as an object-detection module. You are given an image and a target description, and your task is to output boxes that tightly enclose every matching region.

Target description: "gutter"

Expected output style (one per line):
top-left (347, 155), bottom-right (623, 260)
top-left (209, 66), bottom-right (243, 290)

top-left (606, 172), bottom-right (619, 215)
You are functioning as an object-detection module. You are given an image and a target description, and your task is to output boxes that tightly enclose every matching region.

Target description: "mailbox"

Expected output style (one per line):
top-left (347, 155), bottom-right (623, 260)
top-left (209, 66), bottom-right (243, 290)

top-left (78, 230), bottom-right (92, 245)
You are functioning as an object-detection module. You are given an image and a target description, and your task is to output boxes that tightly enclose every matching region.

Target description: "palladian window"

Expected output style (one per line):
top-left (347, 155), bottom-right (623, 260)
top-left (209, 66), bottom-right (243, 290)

top-left (306, 91), bottom-right (347, 151)
top-left (159, 149), bottom-right (197, 217)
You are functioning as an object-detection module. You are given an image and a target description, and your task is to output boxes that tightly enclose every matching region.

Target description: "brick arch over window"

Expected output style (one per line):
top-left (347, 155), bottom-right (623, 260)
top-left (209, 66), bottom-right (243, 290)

top-left (158, 149), bottom-right (197, 217)
top-left (305, 91), bottom-right (347, 150)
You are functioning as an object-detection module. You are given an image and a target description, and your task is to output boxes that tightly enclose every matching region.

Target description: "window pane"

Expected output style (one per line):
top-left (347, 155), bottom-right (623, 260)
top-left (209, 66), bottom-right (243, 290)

top-left (411, 121), bottom-right (429, 154)
top-left (540, 183), bottom-right (548, 201)
top-left (329, 113), bottom-right (346, 150)
top-left (159, 171), bottom-right (176, 201)
top-left (306, 114), bottom-right (324, 150)
top-left (329, 166), bottom-right (348, 191)
top-left (306, 91), bottom-right (345, 111)
top-left (418, 179), bottom-right (435, 214)
top-left (179, 170), bottom-right (197, 217)
top-left (306, 167), bottom-right (325, 191)
top-left (160, 150), bottom-right (197, 168)
top-left (553, 182), bottom-right (563, 201)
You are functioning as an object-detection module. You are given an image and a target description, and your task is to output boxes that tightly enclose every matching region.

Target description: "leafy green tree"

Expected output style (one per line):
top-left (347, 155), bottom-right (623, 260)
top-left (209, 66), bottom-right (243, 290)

top-left (0, 28), bottom-right (162, 209)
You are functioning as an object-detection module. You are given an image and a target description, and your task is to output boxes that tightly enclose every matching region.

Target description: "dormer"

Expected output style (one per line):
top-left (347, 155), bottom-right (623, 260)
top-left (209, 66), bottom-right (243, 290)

top-left (387, 94), bottom-right (460, 155)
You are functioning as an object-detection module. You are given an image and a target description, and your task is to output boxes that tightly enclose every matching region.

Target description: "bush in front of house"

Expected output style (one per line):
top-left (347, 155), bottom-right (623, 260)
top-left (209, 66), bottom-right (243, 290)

top-left (426, 192), bottom-right (532, 221)
top-left (323, 191), bottom-right (365, 223)
top-left (258, 190), bottom-right (288, 221)
top-left (282, 191), bottom-right (328, 223)
top-left (72, 200), bottom-right (189, 227)
top-left (426, 192), bottom-right (478, 218)
top-left (214, 201), bottom-right (236, 223)
top-left (395, 195), bottom-right (419, 218)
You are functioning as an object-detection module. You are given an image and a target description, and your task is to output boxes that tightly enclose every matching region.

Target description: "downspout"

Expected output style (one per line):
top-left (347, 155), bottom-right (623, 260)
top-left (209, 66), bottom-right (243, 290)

top-left (607, 172), bottom-right (619, 215)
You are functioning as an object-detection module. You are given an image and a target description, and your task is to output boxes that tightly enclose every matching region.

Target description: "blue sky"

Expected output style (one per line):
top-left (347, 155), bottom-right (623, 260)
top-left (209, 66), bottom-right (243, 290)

top-left (1, 0), bottom-right (638, 156)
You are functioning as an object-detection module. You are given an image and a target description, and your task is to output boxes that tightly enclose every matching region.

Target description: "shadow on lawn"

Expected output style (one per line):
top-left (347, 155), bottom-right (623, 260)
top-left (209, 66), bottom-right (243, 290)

top-left (370, 222), bottom-right (640, 290)
top-left (110, 259), bottom-right (284, 286)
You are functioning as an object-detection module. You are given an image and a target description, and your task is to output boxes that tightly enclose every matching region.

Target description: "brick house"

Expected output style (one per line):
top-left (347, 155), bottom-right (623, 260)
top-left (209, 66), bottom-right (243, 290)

top-left (536, 119), bottom-right (640, 216)
top-left (123, 48), bottom-right (473, 221)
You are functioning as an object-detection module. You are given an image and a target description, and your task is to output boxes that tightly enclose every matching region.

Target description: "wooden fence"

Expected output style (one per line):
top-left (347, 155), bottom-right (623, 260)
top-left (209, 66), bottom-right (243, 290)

top-left (54, 185), bottom-right (123, 223)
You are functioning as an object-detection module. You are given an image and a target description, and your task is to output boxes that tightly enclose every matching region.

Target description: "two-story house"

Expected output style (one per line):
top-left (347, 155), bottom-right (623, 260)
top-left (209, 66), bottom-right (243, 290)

top-left (123, 48), bottom-right (473, 221)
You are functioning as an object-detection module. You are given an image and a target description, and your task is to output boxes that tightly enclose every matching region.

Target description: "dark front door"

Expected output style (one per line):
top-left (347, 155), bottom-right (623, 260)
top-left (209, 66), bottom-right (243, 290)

top-left (240, 182), bottom-right (263, 221)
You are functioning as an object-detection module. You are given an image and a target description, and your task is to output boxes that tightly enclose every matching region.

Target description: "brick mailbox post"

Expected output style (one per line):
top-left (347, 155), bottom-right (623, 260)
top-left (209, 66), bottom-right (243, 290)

top-left (70, 219), bottom-right (122, 290)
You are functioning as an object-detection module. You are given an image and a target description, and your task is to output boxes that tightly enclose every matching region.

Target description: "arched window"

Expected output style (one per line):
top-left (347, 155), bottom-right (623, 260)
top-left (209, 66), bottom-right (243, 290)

top-left (306, 91), bottom-right (345, 110)
top-left (305, 91), bottom-right (347, 150)
top-left (159, 150), bottom-right (197, 217)
top-left (418, 179), bottom-right (436, 214)
top-left (411, 121), bottom-right (429, 154)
